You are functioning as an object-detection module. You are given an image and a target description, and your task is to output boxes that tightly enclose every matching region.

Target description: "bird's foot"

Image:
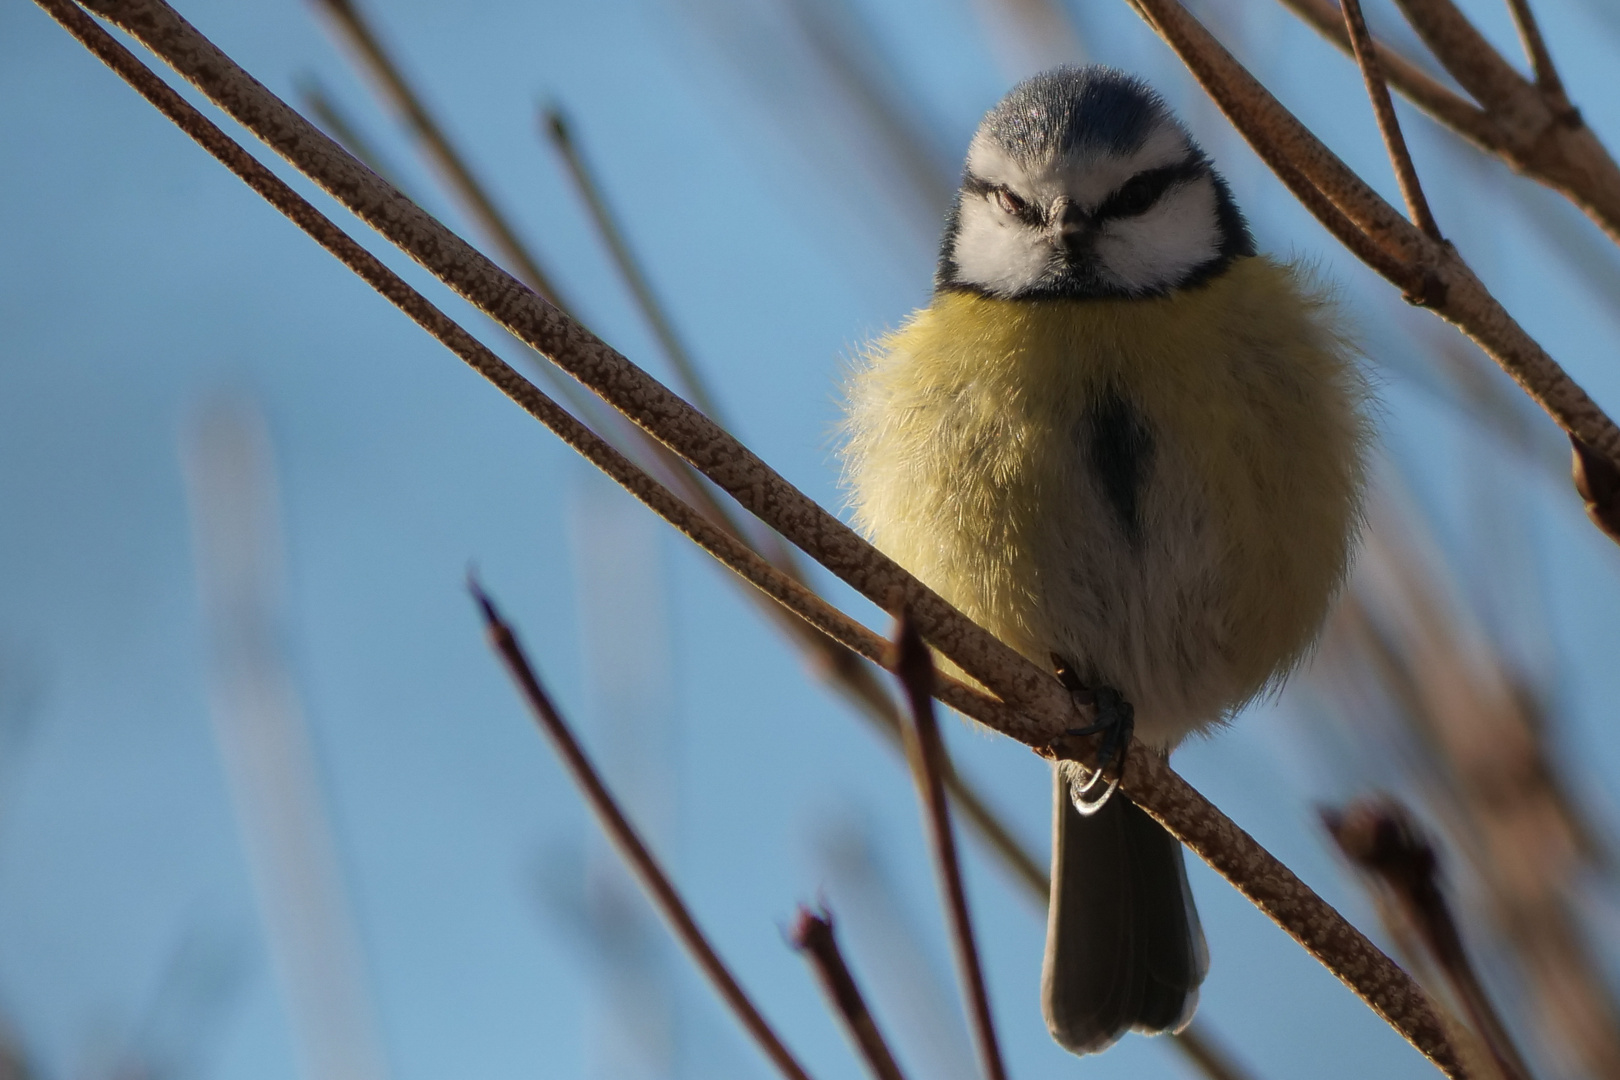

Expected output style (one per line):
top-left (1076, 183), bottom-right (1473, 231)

top-left (1051, 655), bottom-right (1134, 816)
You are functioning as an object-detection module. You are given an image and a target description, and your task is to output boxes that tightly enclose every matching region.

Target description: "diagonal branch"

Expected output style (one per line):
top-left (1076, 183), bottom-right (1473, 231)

top-left (895, 617), bottom-right (1008, 1080)
top-left (472, 582), bottom-right (817, 1080)
top-left (1339, 0), bottom-right (1444, 241)
top-left (41, 1), bottom-right (1466, 1073)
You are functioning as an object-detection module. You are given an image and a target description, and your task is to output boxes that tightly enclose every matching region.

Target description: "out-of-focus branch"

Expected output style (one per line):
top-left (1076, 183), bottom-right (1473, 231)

top-left (894, 617), bottom-right (1008, 1080)
top-left (790, 907), bottom-right (911, 1080)
top-left (1339, 0), bottom-right (1442, 241)
top-left (473, 582), bottom-right (818, 1080)
top-left (1323, 800), bottom-right (1534, 1080)
top-left (309, 0), bottom-right (565, 306)
top-left (44, 5), bottom-right (1466, 1072)
top-left (540, 103), bottom-right (725, 427)
top-left (1125, 0), bottom-right (1620, 513)
top-left (1317, 502), bottom-right (1620, 1077)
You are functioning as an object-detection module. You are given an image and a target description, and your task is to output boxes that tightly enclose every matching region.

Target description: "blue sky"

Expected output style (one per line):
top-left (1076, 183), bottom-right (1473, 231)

top-left (4, 0), bottom-right (1620, 1078)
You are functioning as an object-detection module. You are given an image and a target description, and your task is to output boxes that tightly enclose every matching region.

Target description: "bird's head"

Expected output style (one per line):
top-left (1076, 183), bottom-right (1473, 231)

top-left (937, 66), bottom-right (1255, 301)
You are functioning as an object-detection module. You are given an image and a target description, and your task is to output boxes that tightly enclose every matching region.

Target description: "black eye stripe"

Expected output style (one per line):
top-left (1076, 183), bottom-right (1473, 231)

top-left (1095, 161), bottom-right (1205, 220)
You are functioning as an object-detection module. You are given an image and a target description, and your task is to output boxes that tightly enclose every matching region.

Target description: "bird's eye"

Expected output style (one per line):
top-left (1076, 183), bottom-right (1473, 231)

top-left (995, 187), bottom-right (1027, 216)
top-left (1107, 172), bottom-right (1169, 218)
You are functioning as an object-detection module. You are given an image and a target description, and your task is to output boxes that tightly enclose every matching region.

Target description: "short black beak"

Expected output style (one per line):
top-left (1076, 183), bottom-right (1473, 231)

top-left (1056, 201), bottom-right (1091, 259)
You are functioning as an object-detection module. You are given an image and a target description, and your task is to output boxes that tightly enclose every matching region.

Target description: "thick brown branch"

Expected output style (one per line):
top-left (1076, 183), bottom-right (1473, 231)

top-left (472, 583), bottom-right (817, 1080)
top-left (790, 908), bottom-right (910, 1080)
top-left (895, 618), bottom-right (1008, 1080)
top-left (42, 2), bottom-right (1467, 1072)
top-left (1340, 0), bottom-right (1444, 241)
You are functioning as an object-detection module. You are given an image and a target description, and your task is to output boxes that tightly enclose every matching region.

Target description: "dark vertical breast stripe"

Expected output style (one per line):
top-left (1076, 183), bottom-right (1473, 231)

top-left (1088, 388), bottom-right (1155, 547)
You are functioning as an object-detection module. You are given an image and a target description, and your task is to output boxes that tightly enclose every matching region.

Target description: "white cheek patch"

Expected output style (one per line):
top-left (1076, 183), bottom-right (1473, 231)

top-left (1092, 178), bottom-right (1222, 292)
top-left (951, 195), bottom-right (1058, 296)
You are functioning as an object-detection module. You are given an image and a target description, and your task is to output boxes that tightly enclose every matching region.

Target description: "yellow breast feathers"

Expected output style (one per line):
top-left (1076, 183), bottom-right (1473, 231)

top-left (841, 256), bottom-right (1370, 743)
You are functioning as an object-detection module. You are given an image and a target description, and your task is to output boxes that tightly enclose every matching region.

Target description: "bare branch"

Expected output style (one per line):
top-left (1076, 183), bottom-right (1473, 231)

top-left (41, 2), bottom-right (1469, 1071)
top-left (1324, 799), bottom-right (1535, 1080)
top-left (1340, 0), bottom-right (1444, 241)
top-left (1129, 0), bottom-right (1422, 263)
top-left (1279, 0), bottom-right (1620, 251)
top-left (894, 616), bottom-right (1008, 1080)
top-left (1390, 0), bottom-right (1537, 121)
top-left (471, 582), bottom-right (818, 1080)
top-left (295, 75), bottom-right (409, 193)
top-left (789, 907), bottom-right (911, 1080)
top-left (1173, 1026), bottom-right (1265, 1080)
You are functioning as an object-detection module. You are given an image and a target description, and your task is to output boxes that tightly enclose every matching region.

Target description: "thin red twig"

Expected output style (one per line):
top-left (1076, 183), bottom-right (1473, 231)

top-left (471, 581), bottom-right (817, 1080)
top-left (789, 907), bottom-right (910, 1080)
top-left (1339, 0), bottom-right (1444, 242)
top-left (894, 616), bottom-right (1008, 1080)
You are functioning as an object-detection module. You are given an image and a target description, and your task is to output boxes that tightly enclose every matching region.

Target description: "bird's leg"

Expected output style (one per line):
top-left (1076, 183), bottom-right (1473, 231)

top-left (1051, 655), bottom-right (1134, 815)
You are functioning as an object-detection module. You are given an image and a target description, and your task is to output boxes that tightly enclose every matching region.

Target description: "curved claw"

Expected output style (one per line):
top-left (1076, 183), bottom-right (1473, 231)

top-left (1061, 681), bottom-right (1135, 815)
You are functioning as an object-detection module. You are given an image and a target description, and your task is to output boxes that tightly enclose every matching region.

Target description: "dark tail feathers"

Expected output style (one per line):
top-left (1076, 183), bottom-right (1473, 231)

top-left (1040, 761), bottom-right (1207, 1054)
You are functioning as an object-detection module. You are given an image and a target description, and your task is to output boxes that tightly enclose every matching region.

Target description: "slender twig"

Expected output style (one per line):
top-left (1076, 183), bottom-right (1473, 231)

top-left (306, 0), bottom-right (956, 758)
top-left (44, 4), bottom-right (1468, 1073)
top-left (1174, 1027), bottom-right (1264, 1080)
top-left (470, 581), bottom-right (817, 1080)
top-left (789, 907), bottom-right (911, 1080)
top-left (1339, 0), bottom-right (1443, 242)
top-left (894, 616), bottom-right (1008, 1080)
top-left (309, 0), bottom-right (564, 306)
top-left (541, 104), bottom-right (726, 426)
top-left (1501, 0), bottom-right (1563, 98)
top-left (1271, 0), bottom-right (1498, 147)
top-left (1323, 800), bottom-right (1535, 1080)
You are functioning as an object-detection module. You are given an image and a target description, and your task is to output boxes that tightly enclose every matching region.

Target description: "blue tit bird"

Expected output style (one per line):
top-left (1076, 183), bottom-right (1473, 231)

top-left (841, 66), bottom-right (1370, 1055)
